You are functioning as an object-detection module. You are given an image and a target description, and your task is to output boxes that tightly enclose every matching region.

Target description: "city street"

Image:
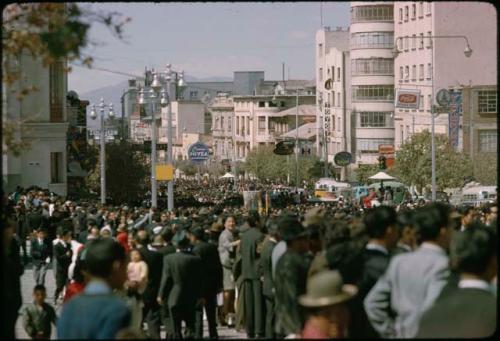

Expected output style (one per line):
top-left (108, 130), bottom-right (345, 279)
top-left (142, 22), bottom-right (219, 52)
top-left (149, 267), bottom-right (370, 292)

top-left (16, 263), bottom-right (246, 339)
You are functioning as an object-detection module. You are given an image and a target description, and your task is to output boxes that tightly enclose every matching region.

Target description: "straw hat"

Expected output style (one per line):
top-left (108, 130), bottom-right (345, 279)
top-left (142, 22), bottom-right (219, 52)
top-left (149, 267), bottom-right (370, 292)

top-left (299, 270), bottom-right (357, 308)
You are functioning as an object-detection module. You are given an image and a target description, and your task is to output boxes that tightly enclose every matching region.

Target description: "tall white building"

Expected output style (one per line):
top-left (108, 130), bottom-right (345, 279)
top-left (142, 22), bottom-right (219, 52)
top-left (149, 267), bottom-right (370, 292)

top-left (393, 1), bottom-right (497, 149)
top-left (350, 1), bottom-right (395, 165)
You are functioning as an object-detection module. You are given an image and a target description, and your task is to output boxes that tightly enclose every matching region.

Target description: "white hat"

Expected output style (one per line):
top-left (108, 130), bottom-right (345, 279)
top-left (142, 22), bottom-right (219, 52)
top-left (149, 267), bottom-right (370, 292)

top-left (153, 226), bottom-right (163, 235)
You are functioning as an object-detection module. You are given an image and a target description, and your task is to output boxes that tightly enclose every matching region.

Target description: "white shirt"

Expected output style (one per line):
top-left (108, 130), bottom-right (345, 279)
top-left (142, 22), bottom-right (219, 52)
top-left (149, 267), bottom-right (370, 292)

top-left (458, 278), bottom-right (492, 292)
top-left (420, 242), bottom-right (446, 254)
top-left (366, 242), bottom-right (389, 255)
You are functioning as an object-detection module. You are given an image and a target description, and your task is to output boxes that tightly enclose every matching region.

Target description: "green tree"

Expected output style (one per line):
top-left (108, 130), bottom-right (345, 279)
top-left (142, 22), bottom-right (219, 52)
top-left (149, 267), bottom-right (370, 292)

top-left (472, 153), bottom-right (497, 185)
top-left (392, 130), bottom-right (472, 192)
top-left (355, 164), bottom-right (381, 185)
top-left (177, 160), bottom-right (197, 176)
top-left (86, 141), bottom-right (148, 204)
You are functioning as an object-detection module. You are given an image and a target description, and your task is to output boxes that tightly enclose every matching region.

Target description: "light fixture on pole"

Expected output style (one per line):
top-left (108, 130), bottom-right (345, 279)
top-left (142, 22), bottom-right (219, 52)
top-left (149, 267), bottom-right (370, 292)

top-left (90, 97), bottom-right (114, 205)
top-left (393, 34), bottom-right (472, 201)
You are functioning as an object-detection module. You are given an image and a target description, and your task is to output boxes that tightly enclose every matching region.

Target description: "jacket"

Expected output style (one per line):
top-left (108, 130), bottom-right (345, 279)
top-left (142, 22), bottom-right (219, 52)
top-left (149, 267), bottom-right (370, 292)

top-left (30, 238), bottom-right (52, 265)
top-left (240, 227), bottom-right (265, 280)
top-left (22, 302), bottom-right (57, 338)
top-left (192, 240), bottom-right (223, 296)
top-left (259, 237), bottom-right (277, 298)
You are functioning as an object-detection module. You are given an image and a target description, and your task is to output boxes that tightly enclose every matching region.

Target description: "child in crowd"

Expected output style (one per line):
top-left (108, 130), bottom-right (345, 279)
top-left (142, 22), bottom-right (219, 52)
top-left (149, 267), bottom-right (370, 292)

top-left (22, 285), bottom-right (57, 340)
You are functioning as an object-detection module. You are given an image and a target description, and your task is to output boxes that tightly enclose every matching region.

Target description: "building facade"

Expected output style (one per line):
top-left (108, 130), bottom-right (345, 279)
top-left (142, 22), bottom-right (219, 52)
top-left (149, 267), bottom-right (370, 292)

top-left (393, 1), bottom-right (497, 149)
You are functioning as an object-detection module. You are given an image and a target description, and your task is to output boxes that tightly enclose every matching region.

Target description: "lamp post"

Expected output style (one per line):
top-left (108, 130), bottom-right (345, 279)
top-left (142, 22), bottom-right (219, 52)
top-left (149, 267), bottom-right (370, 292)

top-left (120, 87), bottom-right (137, 141)
top-left (295, 88), bottom-right (299, 190)
top-left (139, 65), bottom-right (186, 210)
top-left (392, 35), bottom-right (472, 201)
top-left (90, 98), bottom-right (114, 204)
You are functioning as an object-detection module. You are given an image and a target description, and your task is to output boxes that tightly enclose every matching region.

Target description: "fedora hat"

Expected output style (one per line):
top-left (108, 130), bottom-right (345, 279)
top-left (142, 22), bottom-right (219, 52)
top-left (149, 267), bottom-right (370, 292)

top-left (278, 215), bottom-right (307, 242)
top-left (299, 270), bottom-right (357, 308)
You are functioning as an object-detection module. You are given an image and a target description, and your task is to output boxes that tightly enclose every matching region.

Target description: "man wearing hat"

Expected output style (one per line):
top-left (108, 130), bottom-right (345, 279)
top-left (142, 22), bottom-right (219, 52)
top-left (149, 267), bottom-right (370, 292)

top-left (157, 230), bottom-right (203, 339)
top-left (274, 215), bottom-right (311, 337)
top-left (299, 270), bottom-right (357, 338)
top-left (188, 226), bottom-right (223, 339)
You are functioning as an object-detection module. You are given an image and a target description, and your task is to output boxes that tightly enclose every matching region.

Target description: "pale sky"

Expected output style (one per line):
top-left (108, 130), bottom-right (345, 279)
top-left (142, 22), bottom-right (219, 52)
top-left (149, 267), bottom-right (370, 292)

top-left (69, 2), bottom-right (350, 94)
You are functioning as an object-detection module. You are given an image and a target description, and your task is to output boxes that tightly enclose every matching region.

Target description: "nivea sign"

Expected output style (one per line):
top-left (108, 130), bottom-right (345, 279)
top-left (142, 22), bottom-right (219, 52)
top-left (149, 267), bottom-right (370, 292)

top-left (188, 142), bottom-right (209, 163)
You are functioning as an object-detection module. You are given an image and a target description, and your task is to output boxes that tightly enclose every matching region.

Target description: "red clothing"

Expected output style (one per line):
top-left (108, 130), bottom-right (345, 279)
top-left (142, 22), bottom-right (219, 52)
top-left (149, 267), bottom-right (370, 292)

top-left (63, 281), bottom-right (85, 303)
top-left (301, 320), bottom-right (330, 339)
top-left (116, 231), bottom-right (129, 253)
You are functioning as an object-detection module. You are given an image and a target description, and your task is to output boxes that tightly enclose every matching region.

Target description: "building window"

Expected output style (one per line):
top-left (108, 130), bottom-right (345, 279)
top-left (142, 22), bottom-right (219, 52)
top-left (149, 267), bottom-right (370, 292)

top-left (337, 67), bottom-right (341, 81)
top-left (280, 101), bottom-right (286, 107)
top-left (399, 66), bottom-right (404, 82)
top-left (258, 101), bottom-right (265, 107)
top-left (419, 95), bottom-right (424, 111)
top-left (418, 2), bottom-right (424, 17)
top-left (427, 63), bottom-right (432, 79)
top-left (427, 94), bottom-right (431, 112)
top-left (221, 116), bottom-right (224, 131)
top-left (411, 65), bottom-right (416, 81)
top-left (351, 5), bottom-right (393, 22)
top-left (411, 34), bottom-right (416, 50)
top-left (337, 93), bottom-right (341, 107)
top-left (399, 8), bottom-right (403, 22)
top-left (411, 4), bottom-right (416, 19)
top-left (478, 90), bottom-right (497, 113)
top-left (258, 116), bottom-right (266, 135)
top-left (400, 125), bottom-right (404, 143)
top-left (405, 66), bottom-right (409, 81)
top-left (332, 91), bottom-right (335, 106)
top-left (479, 130), bottom-right (497, 152)
top-left (338, 117), bottom-right (341, 132)
top-left (352, 85), bottom-right (394, 102)
top-left (50, 152), bottom-right (63, 184)
top-left (351, 58), bottom-right (394, 76)
top-left (419, 64), bottom-right (424, 80)
top-left (419, 33), bottom-right (424, 49)
top-left (332, 115), bottom-right (336, 131)
top-left (319, 67), bottom-right (323, 82)
top-left (228, 117), bottom-right (232, 131)
top-left (247, 117), bottom-right (250, 135)
top-left (236, 116), bottom-right (240, 135)
top-left (269, 100), bottom-right (278, 107)
top-left (404, 36), bottom-right (409, 51)
top-left (359, 112), bottom-right (391, 127)
top-left (189, 91), bottom-right (198, 99)
top-left (427, 31), bottom-right (432, 48)
top-left (50, 60), bottom-right (64, 123)
top-left (350, 32), bottom-right (394, 49)
top-left (318, 43), bottom-right (323, 56)
top-left (404, 6), bottom-right (409, 21)
top-left (426, 2), bottom-right (432, 15)
top-left (357, 138), bottom-right (394, 152)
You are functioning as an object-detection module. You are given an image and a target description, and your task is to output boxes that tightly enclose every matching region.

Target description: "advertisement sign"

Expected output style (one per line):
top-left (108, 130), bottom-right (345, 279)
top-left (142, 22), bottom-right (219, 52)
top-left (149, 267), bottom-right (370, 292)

top-left (395, 89), bottom-right (421, 109)
top-left (188, 142), bottom-right (209, 163)
top-left (449, 90), bottom-right (462, 149)
top-left (156, 164), bottom-right (174, 181)
top-left (378, 144), bottom-right (395, 168)
top-left (334, 152), bottom-right (352, 166)
top-left (243, 191), bottom-right (262, 211)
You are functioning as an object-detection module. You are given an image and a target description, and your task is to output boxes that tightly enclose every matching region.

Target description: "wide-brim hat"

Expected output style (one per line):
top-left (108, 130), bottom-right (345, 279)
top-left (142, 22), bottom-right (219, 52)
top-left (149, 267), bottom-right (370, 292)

top-left (299, 270), bottom-right (358, 308)
top-left (278, 215), bottom-right (307, 242)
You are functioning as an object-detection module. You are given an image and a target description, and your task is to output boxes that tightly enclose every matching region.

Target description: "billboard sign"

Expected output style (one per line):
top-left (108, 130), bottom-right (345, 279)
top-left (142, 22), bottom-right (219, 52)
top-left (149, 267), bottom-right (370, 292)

top-left (188, 142), bottom-right (210, 163)
top-left (395, 89), bottom-right (421, 109)
top-left (334, 152), bottom-right (352, 166)
top-left (449, 90), bottom-right (462, 149)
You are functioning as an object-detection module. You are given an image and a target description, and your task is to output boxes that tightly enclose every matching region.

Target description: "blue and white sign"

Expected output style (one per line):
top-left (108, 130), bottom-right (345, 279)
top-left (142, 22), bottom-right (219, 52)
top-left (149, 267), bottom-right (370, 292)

top-left (448, 90), bottom-right (462, 149)
top-left (188, 142), bottom-right (209, 163)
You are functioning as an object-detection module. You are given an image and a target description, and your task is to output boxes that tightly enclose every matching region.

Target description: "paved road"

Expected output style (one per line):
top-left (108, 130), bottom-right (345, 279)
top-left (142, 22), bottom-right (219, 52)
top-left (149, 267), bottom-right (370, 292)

top-left (16, 263), bottom-right (246, 339)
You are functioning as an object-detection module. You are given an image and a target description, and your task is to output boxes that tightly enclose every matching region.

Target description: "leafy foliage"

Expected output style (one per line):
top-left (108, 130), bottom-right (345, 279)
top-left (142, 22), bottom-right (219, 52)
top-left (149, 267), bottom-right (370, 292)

top-left (86, 141), bottom-right (148, 204)
top-left (391, 130), bottom-right (473, 192)
top-left (2, 121), bottom-right (31, 157)
top-left (472, 153), bottom-right (497, 185)
top-left (355, 164), bottom-right (381, 185)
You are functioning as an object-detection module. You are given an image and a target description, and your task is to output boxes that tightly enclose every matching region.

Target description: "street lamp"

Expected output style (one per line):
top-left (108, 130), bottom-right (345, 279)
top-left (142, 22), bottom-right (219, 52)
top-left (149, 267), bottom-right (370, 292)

top-left (90, 98), bottom-right (114, 204)
top-left (139, 65), bottom-right (187, 210)
top-left (393, 35), bottom-right (472, 201)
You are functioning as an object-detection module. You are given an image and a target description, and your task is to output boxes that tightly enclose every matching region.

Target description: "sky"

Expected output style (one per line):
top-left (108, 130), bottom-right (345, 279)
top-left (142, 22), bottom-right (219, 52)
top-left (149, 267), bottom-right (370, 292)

top-left (69, 2), bottom-right (350, 94)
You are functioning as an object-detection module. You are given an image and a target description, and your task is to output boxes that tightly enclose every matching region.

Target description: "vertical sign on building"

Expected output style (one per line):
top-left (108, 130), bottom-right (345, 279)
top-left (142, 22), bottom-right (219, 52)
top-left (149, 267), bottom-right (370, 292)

top-left (449, 90), bottom-right (462, 149)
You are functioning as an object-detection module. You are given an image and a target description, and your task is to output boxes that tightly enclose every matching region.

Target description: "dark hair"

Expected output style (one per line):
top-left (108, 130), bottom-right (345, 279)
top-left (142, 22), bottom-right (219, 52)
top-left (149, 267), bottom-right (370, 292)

top-left (162, 227), bottom-right (174, 243)
top-left (72, 257), bottom-right (85, 283)
top-left (323, 220), bottom-right (350, 248)
top-left (245, 210), bottom-right (260, 228)
top-left (33, 284), bottom-right (46, 292)
top-left (222, 215), bottom-right (235, 226)
top-left (451, 222), bottom-right (497, 275)
top-left (363, 206), bottom-right (397, 239)
top-left (83, 239), bottom-right (126, 278)
top-left (458, 205), bottom-right (474, 216)
top-left (396, 210), bottom-right (414, 231)
top-left (413, 203), bottom-right (451, 241)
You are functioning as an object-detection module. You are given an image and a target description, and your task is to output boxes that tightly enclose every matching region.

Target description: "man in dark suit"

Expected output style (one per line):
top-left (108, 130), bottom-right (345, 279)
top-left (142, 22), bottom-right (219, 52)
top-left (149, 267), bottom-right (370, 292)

top-left (30, 229), bottom-right (52, 285)
top-left (53, 229), bottom-right (73, 304)
top-left (27, 207), bottom-right (43, 236)
top-left (259, 217), bottom-right (280, 339)
top-left (188, 226), bottom-right (223, 339)
top-left (349, 206), bottom-right (398, 338)
top-left (157, 230), bottom-right (203, 339)
top-left (77, 218), bottom-right (97, 244)
top-left (417, 222), bottom-right (496, 338)
top-left (240, 211), bottom-right (266, 339)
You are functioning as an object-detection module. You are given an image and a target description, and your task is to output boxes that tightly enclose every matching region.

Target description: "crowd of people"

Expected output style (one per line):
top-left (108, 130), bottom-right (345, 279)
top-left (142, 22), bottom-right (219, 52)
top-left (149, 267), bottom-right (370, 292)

top-left (1, 183), bottom-right (497, 339)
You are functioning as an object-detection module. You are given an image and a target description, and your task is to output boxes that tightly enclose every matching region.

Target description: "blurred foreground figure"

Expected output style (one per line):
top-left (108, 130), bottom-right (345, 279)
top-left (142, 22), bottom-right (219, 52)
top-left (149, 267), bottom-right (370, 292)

top-left (417, 222), bottom-right (497, 338)
top-left (57, 239), bottom-right (131, 339)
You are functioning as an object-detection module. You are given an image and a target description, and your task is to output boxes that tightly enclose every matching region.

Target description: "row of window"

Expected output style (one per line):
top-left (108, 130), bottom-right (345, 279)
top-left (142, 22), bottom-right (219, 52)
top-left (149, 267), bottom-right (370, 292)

top-left (477, 90), bottom-right (497, 113)
top-left (357, 138), bottom-right (394, 152)
top-left (351, 58), bottom-right (394, 76)
top-left (358, 112), bottom-right (394, 128)
top-left (399, 63), bottom-right (432, 82)
top-left (398, 32), bottom-right (433, 51)
top-left (319, 66), bottom-right (342, 84)
top-left (350, 32), bottom-right (394, 49)
top-left (399, 2), bottom-right (431, 23)
top-left (351, 5), bottom-right (393, 22)
top-left (352, 85), bottom-right (394, 102)
top-left (326, 91), bottom-right (342, 107)
top-left (479, 130), bottom-right (497, 152)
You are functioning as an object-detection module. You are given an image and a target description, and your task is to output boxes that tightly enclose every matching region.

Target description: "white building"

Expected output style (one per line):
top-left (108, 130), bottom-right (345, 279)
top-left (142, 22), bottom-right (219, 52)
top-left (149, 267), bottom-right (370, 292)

top-left (209, 93), bottom-right (235, 161)
top-left (393, 1), bottom-right (497, 149)
top-left (350, 1), bottom-right (396, 165)
top-left (315, 26), bottom-right (351, 179)
top-left (3, 53), bottom-right (69, 195)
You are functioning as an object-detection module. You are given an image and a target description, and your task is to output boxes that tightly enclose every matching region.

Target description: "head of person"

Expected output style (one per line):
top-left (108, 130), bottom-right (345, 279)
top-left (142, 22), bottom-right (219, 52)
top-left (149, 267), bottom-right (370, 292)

top-left (129, 248), bottom-right (142, 263)
top-left (61, 229), bottom-right (72, 243)
top-left (223, 215), bottom-right (236, 232)
top-left (135, 229), bottom-right (149, 248)
top-left (459, 205), bottom-right (475, 228)
top-left (482, 203), bottom-right (498, 225)
top-left (87, 218), bottom-right (97, 231)
top-left (187, 226), bottom-right (205, 244)
top-left (450, 221), bottom-right (497, 282)
top-left (278, 214), bottom-right (309, 254)
top-left (396, 210), bottom-right (416, 248)
top-left (37, 228), bottom-right (47, 240)
top-left (81, 238), bottom-right (128, 289)
top-left (172, 230), bottom-right (190, 250)
top-left (307, 224), bottom-right (323, 254)
top-left (100, 226), bottom-right (112, 239)
top-left (363, 206), bottom-right (398, 250)
top-left (413, 202), bottom-right (452, 249)
top-left (2, 218), bottom-right (16, 250)
top-left (160, 211), bottom-right (169, 223)
top-left (299, 270), bottom-right (357, 338)
top-left (33, 284), bottom-right (47, 305)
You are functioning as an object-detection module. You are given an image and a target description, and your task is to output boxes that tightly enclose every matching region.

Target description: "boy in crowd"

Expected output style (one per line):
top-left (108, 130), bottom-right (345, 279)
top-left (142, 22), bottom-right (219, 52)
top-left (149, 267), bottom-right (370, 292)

top-left (22, 285), bottom-right (57, 340)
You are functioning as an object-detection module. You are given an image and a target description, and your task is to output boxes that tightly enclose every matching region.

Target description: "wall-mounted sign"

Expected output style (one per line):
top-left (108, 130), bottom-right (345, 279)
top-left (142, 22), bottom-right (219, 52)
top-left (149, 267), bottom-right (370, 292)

top-left (188, 142), bottom-right (209, 163)
top-left (273, 140), bottom-right (295, 155)
top-left (436, 89), bottom-right (451, 107)
top-left (448, 90), bottom-right (461, 149)
top-left (395, 89), bottom-right (421, 109)
top-left (334, 151), bottom-right (352, 166)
